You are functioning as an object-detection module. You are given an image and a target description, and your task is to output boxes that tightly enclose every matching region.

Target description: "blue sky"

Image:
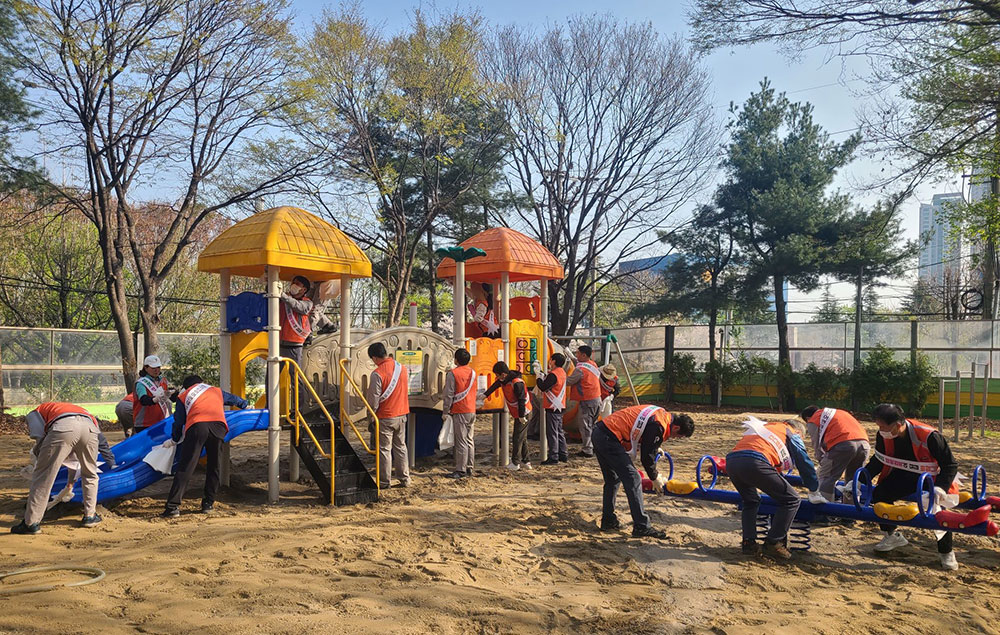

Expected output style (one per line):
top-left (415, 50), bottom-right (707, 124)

top-left (288, 0), bottom-right (953, 316)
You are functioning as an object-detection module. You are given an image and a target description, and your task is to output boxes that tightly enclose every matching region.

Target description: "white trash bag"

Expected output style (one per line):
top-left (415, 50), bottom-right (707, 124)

top-left (438, 414), bottom-right (455, 451)
top-left (143, 441), bottom-right (177, 474)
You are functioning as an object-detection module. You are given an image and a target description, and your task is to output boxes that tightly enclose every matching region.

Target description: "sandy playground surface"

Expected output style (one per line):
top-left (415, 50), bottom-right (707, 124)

top-left (2, 405), bottom-right (1000, 634)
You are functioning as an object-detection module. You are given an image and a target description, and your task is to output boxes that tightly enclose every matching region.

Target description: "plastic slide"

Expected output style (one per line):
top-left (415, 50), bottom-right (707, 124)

top-left (49, 409), bottom-right (269, 504)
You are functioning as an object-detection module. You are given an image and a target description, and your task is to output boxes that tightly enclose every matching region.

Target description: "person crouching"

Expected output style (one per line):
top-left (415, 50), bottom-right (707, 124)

top-left (594, 404), bottom-right (694, 539)
top-left (161, 375), bottom-right (247, 518)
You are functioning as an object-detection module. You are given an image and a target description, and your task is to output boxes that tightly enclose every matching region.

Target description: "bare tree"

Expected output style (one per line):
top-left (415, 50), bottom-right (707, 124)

top-left (485, 15), bottom-right (717, 336)
top-left (5, 0), bottom-right (324, 386)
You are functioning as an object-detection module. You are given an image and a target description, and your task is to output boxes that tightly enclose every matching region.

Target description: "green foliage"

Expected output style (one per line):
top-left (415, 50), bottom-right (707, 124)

top-left (164, 339), bottom-right (221, 387)
top-left (666, 352), bottom-right (698, 399)
top-left (849, 344), bottom-right (937, 415)
top-left (702, 357), bottom-right (735, 403)
top-left (795, 363), bottom-right (849, 404)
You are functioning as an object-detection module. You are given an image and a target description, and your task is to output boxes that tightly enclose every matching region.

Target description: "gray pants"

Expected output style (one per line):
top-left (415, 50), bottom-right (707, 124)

top-left (378, 415), bottom-right (409, 486)
top-left (115, 398), bottom-right (134, 437)
top-left (452, 412), bottom-right (476, 472)
top-left (726, 452), bottom-right (800, 545)
top-left (817, 440), bottom-right (870, 500)
top-left (578, 399), bottom-right (601, 454)
top-left (24, 416), bottom-right (100, 525)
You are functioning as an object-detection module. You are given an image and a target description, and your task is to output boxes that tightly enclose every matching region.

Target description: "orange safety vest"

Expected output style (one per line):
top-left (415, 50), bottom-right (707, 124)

top-left (450, 365), bottom-right (477, 414)
top-left (879, 419), bottom-right (959, 494)
top-left (134, 376), bottom-right (169, 427)
top-left (572, 360), bottom-right (601, 401)
top-left (544, 367), bottom-right (567, 411)
top-left (602, 405), bottom-right (670, 453)
top-left (178, 384), bottom-right (228, 433)
top-left (731, 422), bottom-right (790, 468)
top-left (599, 375), bottom-right (618, 400)
top-left (279, 297), bottom-right (312, 344)
top-left (807, 408), bottom-right (868, 452)
top-left (470, 299), bottom-right (499, 335)
top-left (502, 377), bottom-right (531, 418)
top-left (374, 358), bottom-right (409, 418)
top-left (36, 402), bottom-right (99, 430)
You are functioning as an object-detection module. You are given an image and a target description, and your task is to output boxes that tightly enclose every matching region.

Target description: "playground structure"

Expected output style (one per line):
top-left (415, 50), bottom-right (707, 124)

top-left (644, 452), bottom-right (1000, 551)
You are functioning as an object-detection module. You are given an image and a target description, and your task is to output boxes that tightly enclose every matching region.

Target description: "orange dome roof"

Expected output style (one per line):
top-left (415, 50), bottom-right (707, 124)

top-left (436, 227), bottom-right (564, 282)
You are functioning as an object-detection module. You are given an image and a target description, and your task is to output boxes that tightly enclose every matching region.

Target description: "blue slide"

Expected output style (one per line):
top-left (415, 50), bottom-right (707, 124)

top-left (49, 409), bottom-right (269, 503)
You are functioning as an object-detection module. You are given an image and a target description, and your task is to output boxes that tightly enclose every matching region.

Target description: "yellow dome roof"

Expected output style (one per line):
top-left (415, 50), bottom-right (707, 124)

top-left (198, 206), bottom-right (371, 280)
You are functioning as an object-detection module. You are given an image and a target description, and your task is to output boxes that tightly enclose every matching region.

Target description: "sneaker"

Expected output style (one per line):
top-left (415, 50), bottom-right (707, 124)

top-left (81, 514), bottom-right (102, 528)
top-left (874, 532), bottom-right (908, 552)
top-left (762, 542), bottom-right (792, 561)
top-left (444, 471), bottom-right (466, 479)
top-left (161, 508), bottom-right (180, 518)
top-left (577, 451), bottom-right (594, 458)
top-left (10, 521), bottom-right (40, 535)
top-left (505, 462), bottom-right (520, 471)
top-left (940, 551), bottom-right (959, 571)
top-left (522, 462), bottom-right (533, 471)
top-left (200, 503), bottom-right (215, 514)
top-left (741, 540), bottom-right (760, 556)
top-left (399, 479), bottom-right (411, 488)
top-left (378, 482), bottom-right (392, 490)
top-left (465, 469), bottom-right (476, 477)
top-left (600, 517), bottom-right (622, 532)
top-left (540, 459), bottom-right (559, 466)
top-left (631, 526), bottom-right (667, 539)
top-left (558, 455), bottom-right (569, 463)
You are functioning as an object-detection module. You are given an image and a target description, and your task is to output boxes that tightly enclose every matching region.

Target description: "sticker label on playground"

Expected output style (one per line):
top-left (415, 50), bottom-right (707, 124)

top-left (397, 350), bottom-right (423, 395)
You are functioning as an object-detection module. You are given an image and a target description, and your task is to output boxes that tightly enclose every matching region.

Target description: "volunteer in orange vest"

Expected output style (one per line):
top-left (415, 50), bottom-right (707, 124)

top-left (443, 348), bottom-right (478, 479)
top-left (536, 353), bottom-right (569, 465)
top-left (11, 403), bottom-right (106, 534)
top-left (594, 404), bottom-right (694, 538)
top-left (161, 375), bottom-right (248, 518)
top-left (863, 403), bottom-right (960, 570)
top-left (133, 354), bottom-right (170, 432)
top-left (599, 364), bottom-right (620, 401)
top-left (725, 417), bottom-right (819, 561)
top-left (484, 361), bottom-right (533, 471)
top-left (467, 283), bottom-right (500, 338)
top-left (567, 345), bottom-right (602, 458)
top-left (799, 405), bottom-right (870, 502)
top-left (279, 276), bottom-right (314, 412)
top-left (364, 342), bottom-right (410, 489)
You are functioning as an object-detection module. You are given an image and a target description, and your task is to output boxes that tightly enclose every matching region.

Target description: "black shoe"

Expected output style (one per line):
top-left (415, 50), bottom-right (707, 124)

top-left (444, 471), bottom-right (466, 479)
top-left (558, 455), bottom-right (569, 463)
top-left (81, 514), bottom-right (102, 528)
top-left (600, 517), bottom-right (622, 532)
top-left (465, 469), bottom-right (476, 477)
top-left (10, 521), bottom-right (40, 535)
top-left (741, 540), bottom-right (760, 556)
top-left (577, 451), bottom-right (594, 458)
top-left (632, 526), bottom-right (667, 539)
top-left (200, 503), bottom-right (215, 514)
top-left (161, 508), bottom-right (180, 518)
top-left (540, 459), bottom-right (559, 466)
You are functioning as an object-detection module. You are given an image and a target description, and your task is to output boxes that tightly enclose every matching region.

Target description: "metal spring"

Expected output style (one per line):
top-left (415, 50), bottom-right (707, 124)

top-left (756, 515), bottom-right (812, 551)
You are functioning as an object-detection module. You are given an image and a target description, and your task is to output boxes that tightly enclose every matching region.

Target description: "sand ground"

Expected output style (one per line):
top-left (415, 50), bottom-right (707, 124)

top-left (1, 407), bottom-right (999, 634)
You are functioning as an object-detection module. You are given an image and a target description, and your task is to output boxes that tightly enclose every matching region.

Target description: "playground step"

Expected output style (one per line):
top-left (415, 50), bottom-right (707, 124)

top-left (293, 415), bottom-right (378, 507)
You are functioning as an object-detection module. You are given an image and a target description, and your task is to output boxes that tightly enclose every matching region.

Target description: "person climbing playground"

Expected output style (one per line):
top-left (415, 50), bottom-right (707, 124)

top-left (595, 404), bottom-right (694, 539)
top-left (468, 283), bottom-right (500, 338)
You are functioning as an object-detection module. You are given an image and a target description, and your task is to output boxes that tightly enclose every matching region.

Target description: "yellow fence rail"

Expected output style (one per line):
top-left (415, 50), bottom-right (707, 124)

top-left (339, 359), bottom-right (380, 491)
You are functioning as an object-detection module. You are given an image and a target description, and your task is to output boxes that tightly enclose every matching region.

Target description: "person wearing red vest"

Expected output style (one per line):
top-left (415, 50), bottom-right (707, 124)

top-left (485, 361), bottom-right (533, 471)
top-left (443, 348), bottom-right (478, 479)
top-left (279, 276), bottom-right (314, 413)
top-left (725, 418), bottom-right (819, 560)
top-left (11, 403), bottom-right (105, 534)
top-left (594, 404), bottom-right (694, 538)
top-left (863, 403), bottom-right (960, 570)
top-left (567, 345), bottom-right (602, 458)
top-left (800, 405), bottom-right (870, 502)
top-left (537, 353), bottom-right (569, 465)
top-left (161, 375), bottom-right (248, 517)
top-left (599, 364), bottom-right (619, 401)
top-left (467, 283), bottom-right (500, 338)
top-left (364, 342), bottom-right (410, 489)
top-left (133, 354), bottom-right (170, 431)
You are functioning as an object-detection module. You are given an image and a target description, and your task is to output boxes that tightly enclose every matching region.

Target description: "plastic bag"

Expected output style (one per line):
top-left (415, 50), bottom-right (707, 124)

top-left (600, 396), bottom-right (613, 420)
top-left (438, 414), bottom-right (455, 451)
top-left (143, 442), bottom-right (177, 474)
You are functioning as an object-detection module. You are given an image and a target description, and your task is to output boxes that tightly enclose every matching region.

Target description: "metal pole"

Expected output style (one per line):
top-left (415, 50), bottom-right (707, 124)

top-left (539, 277), bottom-right (548, 461)
top-left (454, 263), bottom-right (465, 347)
top-left (500, 271), bottom-right (510, 467)
top-left (954, 370), bottom-right (962, 443)
top-left (266, 266), bottom-right (281, 503)
top-left (969, 362), bottom-right (977, 440)
top-left (983, 361), bottom-right (990, 438)
top-left (219, 270), bottom-right (233, 487)
top-left (341, 274), bottom-right (356, 494)
top-left (938, 377), bottom-right (946, 433)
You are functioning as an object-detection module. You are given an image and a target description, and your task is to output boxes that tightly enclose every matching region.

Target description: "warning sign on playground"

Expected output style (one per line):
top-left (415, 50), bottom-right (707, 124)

top-left (397, 350), bottom-right (423, 395)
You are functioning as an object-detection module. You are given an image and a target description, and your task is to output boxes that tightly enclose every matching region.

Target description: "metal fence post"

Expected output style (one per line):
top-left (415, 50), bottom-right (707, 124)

top-left (970, 362), bottom-right (977, 440)
top-left (983, 361), bottom-right (990, 438)
top-left (48, 331), bottom-right (54, 401)
top-left (910, 321), bottom-right (918, 369)
top-left (664, 325), bottom-right (674, 401)
top-left (938, 377), bottom-right (946, 433)
top-left (954, 370), bottom-right (962, 442)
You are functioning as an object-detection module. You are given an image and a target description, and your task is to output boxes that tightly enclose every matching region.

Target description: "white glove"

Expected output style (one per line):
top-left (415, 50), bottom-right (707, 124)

top-left (807, 491), bottom-right (827, 505)
top-left (161, 439), bottom-right (176, 449)
top-left (531, 360), bottom-right (543, 376)
top-left (46, 483), bottom-right (75, 510)
top-left (475, 390), bottom-right (486, 409)
top-left (19, 454), bottom-right (37, 480)
top-left (653, 474), bottom-right (669, 493)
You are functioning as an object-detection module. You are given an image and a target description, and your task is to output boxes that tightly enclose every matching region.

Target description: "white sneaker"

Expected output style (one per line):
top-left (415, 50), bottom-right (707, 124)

top-left (940, 551), bottom-right (959, 571)
top-left (522, 462), bottom-right (532, 471)
top-left (874, 532), bottom-right (908, 552)
top-left (505, 462), bottom-right (520, 471)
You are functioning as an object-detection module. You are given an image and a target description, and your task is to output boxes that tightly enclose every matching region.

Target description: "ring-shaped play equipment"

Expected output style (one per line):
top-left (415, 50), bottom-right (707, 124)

top-left (852, 467), bottom-right (873, 512)
top-left (917, 472), bottom-right (936, 519)
top-left (654, 451), bottom-right (675, 481)
top-left (0, 565), bottom-right (106, 596)
top-left (696, 455), bottom-right (719, 492)
top-left (973, 465), bottom-right (987, 503)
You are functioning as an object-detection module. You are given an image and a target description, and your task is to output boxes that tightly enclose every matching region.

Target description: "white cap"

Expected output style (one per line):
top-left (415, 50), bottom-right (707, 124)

top-left (143, 354), bottom-right (162, 368)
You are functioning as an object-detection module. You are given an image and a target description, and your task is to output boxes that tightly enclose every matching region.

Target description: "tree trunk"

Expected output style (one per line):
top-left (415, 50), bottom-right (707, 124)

top-left (427, 225), bottom-right (438, 333)
top-left (108, 276), bottom-right (138, 390)
top-left (773, 273), bottom-right (794, 411)
top-left (708, 297), bottom-right (719, 405)
top-left (852, 268), bottom-right (863, 410)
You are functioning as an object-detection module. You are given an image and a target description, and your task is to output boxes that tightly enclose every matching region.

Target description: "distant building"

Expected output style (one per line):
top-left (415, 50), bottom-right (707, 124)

top-left (617, 254), bottom-right (681, 276)
top-left (918, 192), bottom-right (965, 287)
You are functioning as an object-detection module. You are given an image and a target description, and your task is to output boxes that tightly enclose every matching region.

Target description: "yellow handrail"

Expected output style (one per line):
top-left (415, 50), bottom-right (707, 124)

top-left (279, 357), bottom-right (337, 502)
top-left (339, 358), bottom-right (380, 491)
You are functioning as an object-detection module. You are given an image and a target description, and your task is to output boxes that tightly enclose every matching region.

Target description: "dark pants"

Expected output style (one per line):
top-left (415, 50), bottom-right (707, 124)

top-left (545, 409), bottom-right (567, 461)
top-left (511, 416), bottom-right (529, 465)
top-left (593, 423), bottom-right (649, 530)
top-left (873, 470), bottom-right (953, 553)
top-left (726, 453), bottom-right (800, 545)
top-left (278, 342), bottom-right (307, 411)
top-left (165, 421), bottom-right (227, 510)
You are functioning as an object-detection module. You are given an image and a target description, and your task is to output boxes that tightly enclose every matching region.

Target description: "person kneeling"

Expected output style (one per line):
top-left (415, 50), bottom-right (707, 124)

top-left (594, 405), bottom-right (694, 539)
top-left (725, 418), bottom-right (819, 561)
top-left (162, 375), bottom-right (247, 518)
